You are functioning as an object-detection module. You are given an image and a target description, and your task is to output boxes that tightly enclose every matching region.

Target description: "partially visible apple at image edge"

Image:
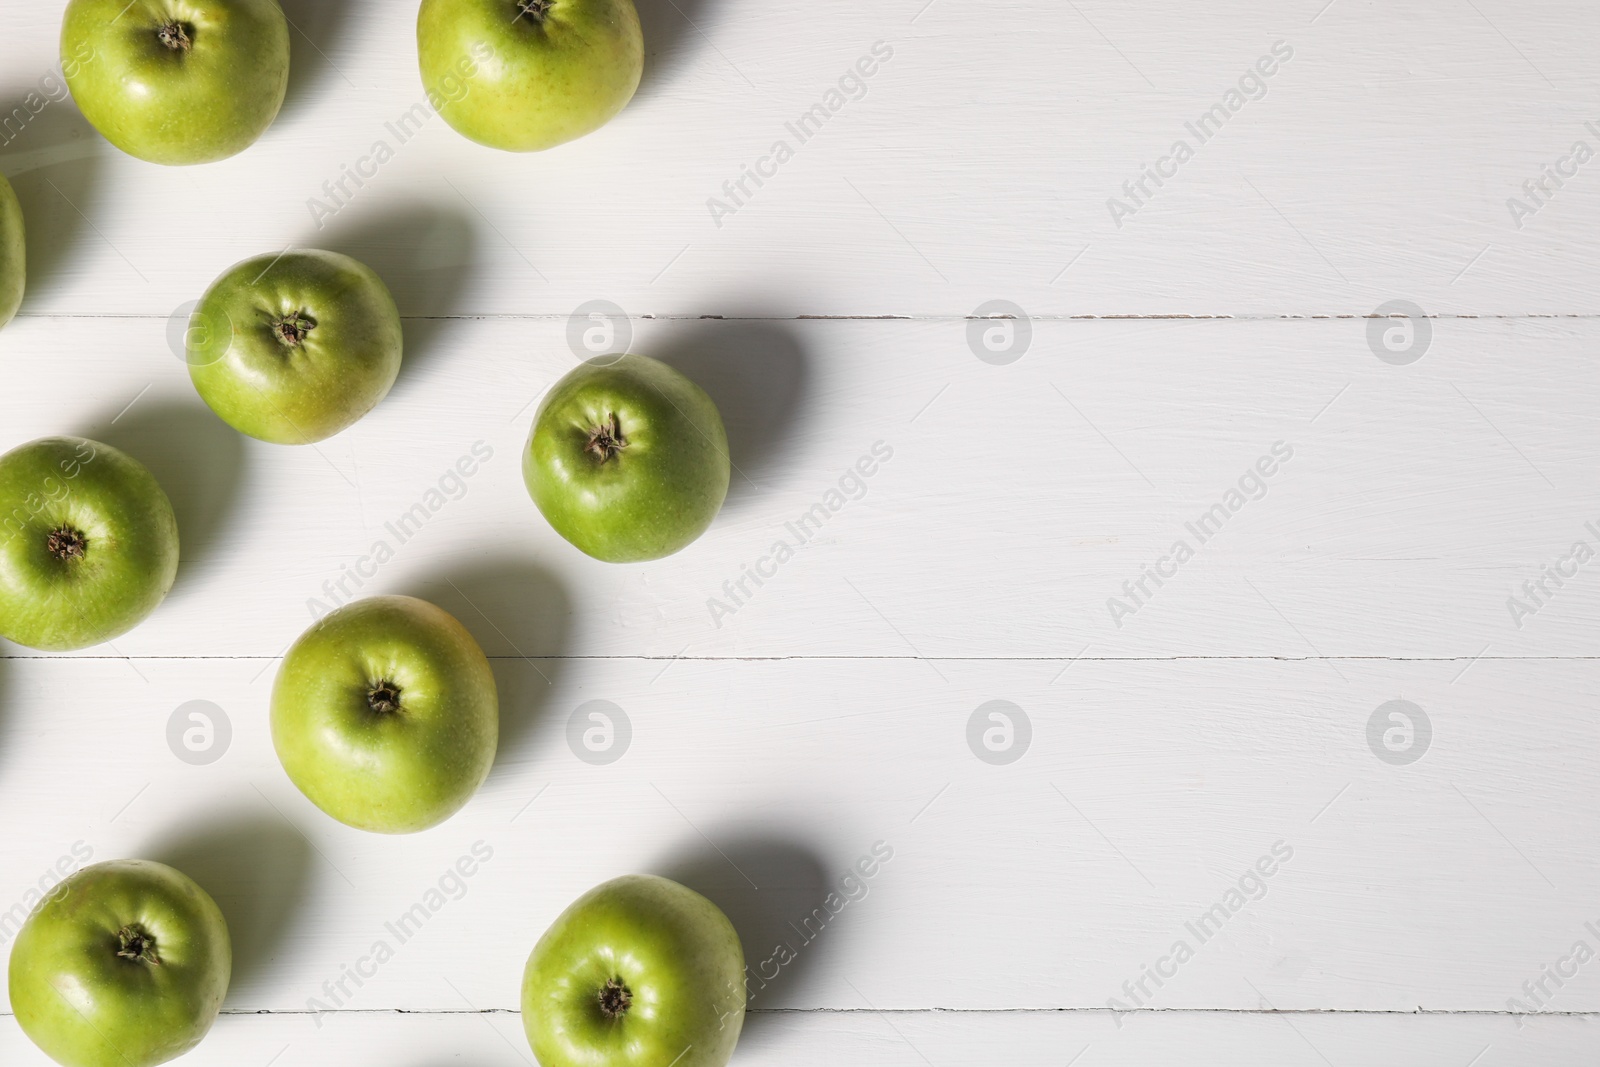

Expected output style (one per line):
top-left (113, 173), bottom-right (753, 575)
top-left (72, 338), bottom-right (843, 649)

top-left (418, 0), bottom-right (644, 152)
top-left (8, 859), bottom-right (232, 1067)
top-left (0, 170), bottom-right (22, 329)
top-left (61, 0), bottom-right (290, 165)
top-left (522, 874), bottom-right (747, 1067)
top-left (0, 436), bottom-right (179, 652)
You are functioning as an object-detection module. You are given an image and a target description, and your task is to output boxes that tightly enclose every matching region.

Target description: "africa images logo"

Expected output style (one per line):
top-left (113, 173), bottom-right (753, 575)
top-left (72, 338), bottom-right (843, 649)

top-left (1107, 41), bottom-right (1294, 228)
top-left (706, 41), bottom-right (894, 228)
top-left (706, 442), bottom-right (893, 628)
top-left (305, 442), bottom-right (494, 619)
top-left (305, 841), bottom-right (494, 1026)
top-left (1106, 840), bottom-right (1294, 1020)
top-left (1106, 442), bottom-right (1294, 628)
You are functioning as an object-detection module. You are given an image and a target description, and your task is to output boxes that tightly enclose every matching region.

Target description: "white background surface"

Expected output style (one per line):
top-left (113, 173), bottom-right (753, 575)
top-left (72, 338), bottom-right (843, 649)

top-left (2, 0), bottom-right (1599, 1063)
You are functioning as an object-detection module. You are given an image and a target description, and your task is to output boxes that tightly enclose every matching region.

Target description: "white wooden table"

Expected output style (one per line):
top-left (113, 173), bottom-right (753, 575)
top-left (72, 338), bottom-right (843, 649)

top-left (2, 0), bottom-right (1598, 1063)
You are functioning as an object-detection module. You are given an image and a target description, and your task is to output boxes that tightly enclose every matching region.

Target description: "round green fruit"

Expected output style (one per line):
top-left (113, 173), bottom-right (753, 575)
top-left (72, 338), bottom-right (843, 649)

top-left (522, 875), bottom-right (746, 1067)
top-left (271, 595), bottom-right (499, 834)
top-left (8, 859), bottom-right (231, 1067)
top-left (188, 250), bottom-right (403, 444)
top-left (0, 437), bottom-right (179, 651)
top-left (0, 171), bottom-right (23, 328)
top-left (418, 0), bottom-right (644, 152)
top-left (524, 354), bottom-right (729, 562)
top-left (61, 0), bottom-right (290, 165)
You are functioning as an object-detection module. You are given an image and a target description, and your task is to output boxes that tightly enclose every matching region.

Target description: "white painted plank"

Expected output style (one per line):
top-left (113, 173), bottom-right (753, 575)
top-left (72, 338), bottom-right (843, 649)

top-left (1, 2), bottom-right (1599, 316)
top-left (0, 656), bottom-right (1595, 1013)
top-left (0, 315), bottom-right (1594, 660)
top-left (1, 1004), bottom-right (1595, 1066)
top-left (0, 0), bottom-right (1596, 1060)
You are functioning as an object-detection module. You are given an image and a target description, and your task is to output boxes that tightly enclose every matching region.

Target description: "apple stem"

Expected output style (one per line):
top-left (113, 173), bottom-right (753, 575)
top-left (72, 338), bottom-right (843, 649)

top-left (585, 412), bottom-right (628, 463)
top-left (116, 924), bottom-right (163, 966)
top-left (272, 312), bottom-right (318, 348)
top-left (598, 978), bottom-right (632, 1019)
top-left (368, 682), bottom-right (403, 715)
top-left (46, 526), bottom-right (88, 562)
top-left (157, 22), bottom-right (193, 52)
top-left (517, 0), bottom-right (555, 22)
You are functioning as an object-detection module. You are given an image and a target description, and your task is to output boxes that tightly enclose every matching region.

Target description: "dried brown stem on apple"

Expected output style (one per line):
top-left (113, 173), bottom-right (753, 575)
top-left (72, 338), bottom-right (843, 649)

top-left (598, 977), bottom-right (632, 1019)
top-left (585, 412), bottom-right (628, 462)
top-left (367, 682), bottom-right (403, 715)
top-left (271, 312), bottom-right (317, 348)
top-left (517, 0), bottom-right (555, 23)
top-left (157, 22), bottom-right (193, 53)
top-left (116, 924), bottom-right (163, 966)
top-left (46, 526), bottom-right (88, 562)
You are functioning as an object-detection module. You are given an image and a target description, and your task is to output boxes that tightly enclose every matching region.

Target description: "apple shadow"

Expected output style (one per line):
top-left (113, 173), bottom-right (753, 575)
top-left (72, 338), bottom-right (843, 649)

top-left (146, 810), bottom-right (312, 996)
top-left (277, 0), bottom-right (359, 122)
top-left (311, 200), bottom-right (479, 401)
top-left (0, 656), bottom-right (11, 780)
top-left (90, 397), bottom-right (249, 587)
top-left (653, 319), bottom-right (811, 515)
top-left (0, 89), bottom-right (104, 308)
top-left (654, 831), bottom-right (833, 1044)
top-left (411, 557), bottom-right (572, 783)
top-left (633, 0), bottom-right (714, 102)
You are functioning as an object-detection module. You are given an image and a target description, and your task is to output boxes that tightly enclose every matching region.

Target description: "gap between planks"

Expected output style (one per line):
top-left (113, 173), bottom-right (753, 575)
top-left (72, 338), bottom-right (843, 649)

top-left (2, 654), bottom-right (1597, 663)
top-left (13, 313), bottom-right (1600, 323)
top-left (0, 1007), bottom-right (1590, 1018)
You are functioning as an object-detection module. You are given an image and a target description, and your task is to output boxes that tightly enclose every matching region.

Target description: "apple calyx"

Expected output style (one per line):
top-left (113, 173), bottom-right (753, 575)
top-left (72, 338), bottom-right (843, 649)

top-left (271, 312), bottom-right (318, 349)
top-left (368, 682), bottom-right (403, 715)
top-left (598, 977), bottom-right (632, 1019)
top-left (517, 0), bottom-right (555, 22)
top-left (585, 412), bottom-right (628, 463)
top-left (46, 526), bottom-right (88, 562)
top-left (115, 924), bottom-right (163, 967)
top-left (157, 22), bottom-right (193, 53)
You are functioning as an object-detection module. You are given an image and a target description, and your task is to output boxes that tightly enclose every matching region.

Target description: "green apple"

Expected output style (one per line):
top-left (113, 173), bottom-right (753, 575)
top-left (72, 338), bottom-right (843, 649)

top-left (522, 875), bottom-right (745, 1067)
top-left (188, 250), bottom-right (403, 444)
top-left (524, 354), bottom-right (729, 562)
top-left (271, 595), bottom-right (498, 834)
top-left (0, 171), bottom-right (22, 328)
top-left (61, 0), bottom-right (290, 165)
top-left (0, 437), bottom-right (179, 651)
top-left (9, 859), bottom-right (231, 1067)
top-left (417, 0), bottom-right (644, 152)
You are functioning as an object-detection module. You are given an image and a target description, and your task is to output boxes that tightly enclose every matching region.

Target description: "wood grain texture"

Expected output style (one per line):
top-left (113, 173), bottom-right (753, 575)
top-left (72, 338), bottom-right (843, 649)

top-left (0, 315), bottom-right (1594, 659)
top-left (2, 1008), bottom-right (1596, 1067)
top-left (0, 0), bottom-right (1596, 1063)
top-left (1, 2), bottom-right (1599, 316)
top-left (0, 657), bottom-right (1594, 1015)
